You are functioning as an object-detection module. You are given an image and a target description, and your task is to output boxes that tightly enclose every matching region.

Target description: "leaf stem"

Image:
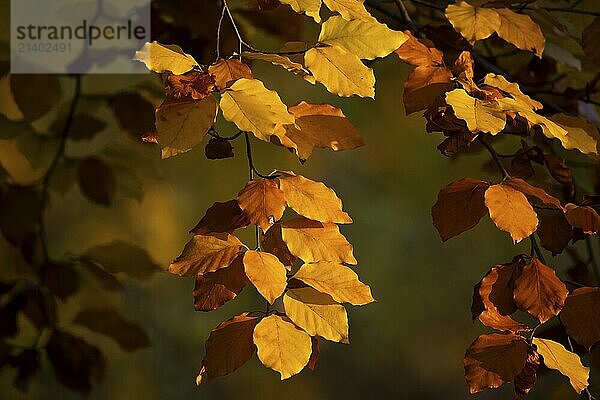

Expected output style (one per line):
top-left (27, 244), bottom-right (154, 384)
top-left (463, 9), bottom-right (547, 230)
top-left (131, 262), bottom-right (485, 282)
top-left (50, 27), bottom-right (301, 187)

top-left (529, 234), bottom-right (546, 264)
top-left (478, 136), bottom-right (510, 180)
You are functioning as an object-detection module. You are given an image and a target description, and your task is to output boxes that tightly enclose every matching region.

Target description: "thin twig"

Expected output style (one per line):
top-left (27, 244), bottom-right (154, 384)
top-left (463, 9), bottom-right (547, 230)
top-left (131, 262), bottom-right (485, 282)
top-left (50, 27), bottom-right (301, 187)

top-left (393, 0), bottom-right (418, 31)
top-left (39, 75), bottom-right (82, 263)
top-left (530, 234), bottom-right (547, 264)
top-left (215, 5), bottom-right (226, 60)
top-left (478, 136), bottom-right (510, 180)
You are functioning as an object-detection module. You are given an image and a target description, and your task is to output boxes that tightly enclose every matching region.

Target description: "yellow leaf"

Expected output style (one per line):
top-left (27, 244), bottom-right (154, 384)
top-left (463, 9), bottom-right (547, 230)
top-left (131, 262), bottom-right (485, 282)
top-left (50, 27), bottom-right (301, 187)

top-left (134, 41), bottom-right (198, 75)
top-left (277, 101), bottom-right (364, 160)
top-left (278, 0), bottom-right (322, 23)
top-left (283, 287), bottom-right (349, 343)
top-left (208, 59), bottom-right (253, 90)
top-left (304, 46), bottom-right (375, 98)
top-left (533, 338), bottom-right (590, 394)
top-left (279, 173), bottom-right (352, 224)
top-left (293, 262), bottom-right (374, 305)
top-left (483, 73), bottom-right (542, 110)
top-left (241, 52), bottom-right (314, 82)
top-left (168, 233), bottom-right (245, 276)
top-left (318, 16), bottom-right (408, 60)
top-left (237, 179), bottom-right (286, 232)
top-left (253, 314), bottom-right (312, 379)
top-left (243, 250), bottom-right (287, 304)
top-left (220, 78), bottom-right (294, 141)
top-left (495, 8), bottom-right (545, 58)
top-left (322, 0), bottom-right (373, 21)
top-left (445, 1), bottom-right (501, 44)
top-left (155, 96), bottom-right (218, 159)
top-left (445, 89), bottom-right (507, 134)
top-left (281, 217), bottom-right (357, 264)
top-left (484, 184), bottom-right (538, 243)
top-left (549, 114), bottom-right (599, 155)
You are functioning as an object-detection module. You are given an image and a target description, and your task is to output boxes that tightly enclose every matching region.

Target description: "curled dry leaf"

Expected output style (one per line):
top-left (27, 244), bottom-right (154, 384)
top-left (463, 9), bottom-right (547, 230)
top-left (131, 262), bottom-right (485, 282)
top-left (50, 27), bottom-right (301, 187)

top-left (198, 313), bottom-right (259, 383)
top-left (514, 345), bottom-right (540, 399)
top-left (208, 59), bottom-right (253, 90)
top-left (532, 337), bottom-right (590, 394)
top-left (560, 287), bottom-right (600, 351)
top-left (237, 179), bottom-right (286, 232)
top-left (243, 250), bottom-right (287, 304)
top-left (193, 256), bottom-right (249, 311)
top-left (168, 233), bottom-right (245, 276)
top-left (283, 287), bottom-right (349, 343)
top-left (279, 173), bottom-right (352, 224)
top-left (431, 177), bottom-right (489, 241)
top-left (292, 262), bottom-right (374, 305)
top-left (564, 203), bottom-right (600, 234)
top-left (464, 333), bottom-right (528, 394)
top-left (513, 258), bottom-right (568, 323)
top-left (253, 314), bottom-right (312, 380)
top-left (281, 217), bottom-right (356, 264)
top-left (165, 71), bottom-right (215, 100)
top-left (484, 184), bottom-right (538, 243)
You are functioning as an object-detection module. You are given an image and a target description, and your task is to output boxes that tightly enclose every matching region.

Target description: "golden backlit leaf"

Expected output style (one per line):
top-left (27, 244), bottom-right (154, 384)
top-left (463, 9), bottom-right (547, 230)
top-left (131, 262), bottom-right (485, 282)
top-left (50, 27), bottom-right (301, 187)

top-left (253, 314), bottom-right (312, 379)
top-left (279, 173), bottom-right (352, 224)
top-left (560, 287), bottom-right (600, 351)
top-left (445, 89), bottom-right (507, 134)
top-left (513, 258), bottom-right (568, 323)
top-left (199, 313), bottom-right (259, 382)
top-left (281, 217), bottom-right (356, 264)
top-left (445, 2), bottom-right (501, 44)
top-left (220, 78), bottom-right (295, 142)
top-left (484, 184), bottom-right (538, 243)
top-left (134, 41), bottom-right (198, 75)
top-left (431, 178), bottom-right (489, 241)
top-left (293, 262), bottom-right (374, 305)
top-left (532, 338), bottom-right (590, 394)
top-left (322, 0), bottom-right (373, 21)
top-left (237, 179), bottom-right (286, 232)
top-left (304, 46), bottom-right (375, 98)
top-left (495, 8), bottom-right (545, 58)
top-left (278, 0), bottom-right (322, 22)
top-left (483, 74), bottom-right (542, 110)
top-left (549, 114), bottom-right (599, 155)
top-left (464, 333), bottom-right (528, 394)
top-left (208, 59), bottom-right (253, 90)
top-left (318, 16), bottom-right (408, 60)
top-left (193, 257), bottom-right (249, 311)
top-left (168, 233), bottom-right (245, 277)
top-left (279, 101), bottom-right (364, 160)
top-left (283, 287), bottom-right (349, 343)
top-left (243, 250), bottom-right (287, 304)
top-left (155, 95), bottom-right (218, 158)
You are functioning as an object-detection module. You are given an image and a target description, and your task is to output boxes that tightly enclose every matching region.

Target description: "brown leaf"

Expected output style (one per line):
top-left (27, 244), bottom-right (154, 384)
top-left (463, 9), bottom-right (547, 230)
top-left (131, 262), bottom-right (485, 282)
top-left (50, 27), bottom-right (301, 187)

top-left (307, 336), bottom-right (320, 370)
top-left (193, 257), bottom-right (249, 311)
top-left (544, 154), bottom-right (573, 194)
top-left (513, 258), bottom-right (568, 323)
top-left (403, 66), bottom-right (453, 114)
top-left (394, 30), bottom-right (445, 67)
top-left (82, 240), bottom-right (160, 281)
top-left (110, 92), bottom-right (156, 140)
top-left (208, 59), bottom-right (253, 90)
top-left (168, 233), bottom-right (245, 276)
top-left (560, 287), bottom-right (600, 351)
top-left (165, 70), bottom-right (215, 100)
top-left (190, 200), bottom-right (250, 235)
top-left (464, 333), bottom-right (528, 394)
top-left (514, 345), bottom-right (540, 399)
top-left (484, 184), bottom-right (538, 243)
top-left (237, 179), bottom-right (286, 232)
top-left (432, 178), bottom-right (489, 241)
top-left (261, 224), bottom-right (298, 268)
top-left (503, 178), bottom-right (563, 210)
top-left (583, 17), bottom-right (600, 67)
top-left (74, 308), bottom-right (150, 352)
top-left (198, 313), bottom-right (259, 382)
top-left (565, 203), bottom-right (600, 234)
top-left (538, 210), bottom-right (572, 255)
top-left (77, 157), bottom-right (115, 207)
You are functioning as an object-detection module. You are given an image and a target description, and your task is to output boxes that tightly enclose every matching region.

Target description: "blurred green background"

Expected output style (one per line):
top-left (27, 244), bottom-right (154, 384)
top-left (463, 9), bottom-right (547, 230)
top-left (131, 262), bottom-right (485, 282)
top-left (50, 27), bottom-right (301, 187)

top-left (0, 0), bottom-right (598, 399)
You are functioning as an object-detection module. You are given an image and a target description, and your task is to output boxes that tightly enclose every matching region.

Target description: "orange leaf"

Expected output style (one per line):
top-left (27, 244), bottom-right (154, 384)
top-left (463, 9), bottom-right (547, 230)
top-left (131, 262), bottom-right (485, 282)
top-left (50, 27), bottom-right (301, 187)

top-left (168, 233), bottom-right (245, 276)
top-left (484, 184), bottom-right (538, 243)
top-left (565, 203), bottom-right (600, 234)
top-left (237, 179), bottom-right (286, 232)
top-left (208, 59), bottom-right (253, 90)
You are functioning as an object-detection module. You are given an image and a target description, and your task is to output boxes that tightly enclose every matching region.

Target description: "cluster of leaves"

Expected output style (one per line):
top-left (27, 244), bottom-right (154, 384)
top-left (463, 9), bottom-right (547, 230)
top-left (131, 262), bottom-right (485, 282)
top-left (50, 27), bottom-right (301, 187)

top-left (0, 71), bottom-right (160, 391)
top-left (132, 0), bottom-right (420, 378)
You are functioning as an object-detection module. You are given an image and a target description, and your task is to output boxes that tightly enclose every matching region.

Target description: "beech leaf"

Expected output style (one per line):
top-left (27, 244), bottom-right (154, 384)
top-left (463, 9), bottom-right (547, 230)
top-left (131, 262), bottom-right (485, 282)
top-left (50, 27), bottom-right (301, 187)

top-left (533, 338), bottom-right (590, 394)
top-left (243, 250), bottom-right (287, 304)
